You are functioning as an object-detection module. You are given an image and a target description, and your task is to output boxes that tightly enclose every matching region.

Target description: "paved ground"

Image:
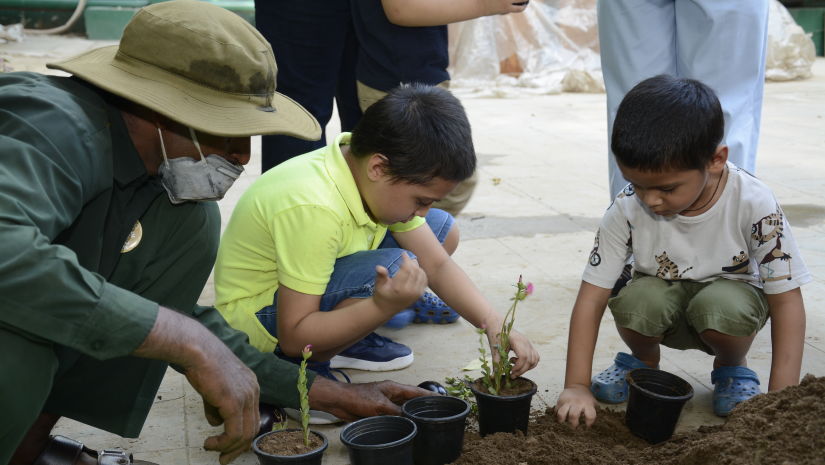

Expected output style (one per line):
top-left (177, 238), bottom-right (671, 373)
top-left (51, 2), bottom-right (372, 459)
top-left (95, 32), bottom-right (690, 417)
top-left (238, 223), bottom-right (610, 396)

top-left (2, 35), bottom-right (824, 465)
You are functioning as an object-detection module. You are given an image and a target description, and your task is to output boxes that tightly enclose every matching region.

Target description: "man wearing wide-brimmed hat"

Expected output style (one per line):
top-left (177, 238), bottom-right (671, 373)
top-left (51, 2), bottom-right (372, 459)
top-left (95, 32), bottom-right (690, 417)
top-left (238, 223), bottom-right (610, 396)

top-left (0, 2), bottom-right (427, 464)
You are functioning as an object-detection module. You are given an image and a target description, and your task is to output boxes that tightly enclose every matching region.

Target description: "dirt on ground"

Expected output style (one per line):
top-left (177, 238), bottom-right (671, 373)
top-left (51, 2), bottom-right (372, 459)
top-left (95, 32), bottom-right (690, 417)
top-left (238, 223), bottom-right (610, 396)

top-left (454, 374), bottom-right (825, 465)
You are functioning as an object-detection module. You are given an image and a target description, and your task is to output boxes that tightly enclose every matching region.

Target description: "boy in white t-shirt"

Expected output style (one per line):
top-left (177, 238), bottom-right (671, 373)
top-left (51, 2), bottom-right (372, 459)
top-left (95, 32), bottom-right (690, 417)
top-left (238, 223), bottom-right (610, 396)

top-left (556, 75), bottom-right (810, 425)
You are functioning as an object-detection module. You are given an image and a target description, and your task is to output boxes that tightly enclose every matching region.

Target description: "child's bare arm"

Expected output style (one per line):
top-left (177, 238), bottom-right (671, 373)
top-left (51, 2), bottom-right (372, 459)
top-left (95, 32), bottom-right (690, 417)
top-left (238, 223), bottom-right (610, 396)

top-left (393, 226), bottom-right (540, 376)
top-left (381, 0), bottom-right (527, 27)
top-left (556, 281), bottom-right (611, 428)
top-left (766, 287), bottom-right (806, 391)
top-left (277, 254), bottom-right (427, 359)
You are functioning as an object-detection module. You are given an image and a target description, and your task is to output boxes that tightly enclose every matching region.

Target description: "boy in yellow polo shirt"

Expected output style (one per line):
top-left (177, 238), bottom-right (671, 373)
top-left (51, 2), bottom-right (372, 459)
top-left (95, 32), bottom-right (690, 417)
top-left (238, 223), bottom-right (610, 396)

top-left (214, 84), bottom-right (539, 397)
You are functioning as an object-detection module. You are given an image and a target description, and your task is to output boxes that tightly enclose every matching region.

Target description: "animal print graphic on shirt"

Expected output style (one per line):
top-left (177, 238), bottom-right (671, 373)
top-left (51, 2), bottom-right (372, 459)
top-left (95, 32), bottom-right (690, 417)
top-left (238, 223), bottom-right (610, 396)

top-left (655, 251), bottom-right (693, 280)
top-left (619, 184), bottom-right (635, 199)
top-left (752, 208), bottom-right (793, 282)
top-left (589, 229), bottom-right (601, 266)
top-left (721, 250), bottom-right (750, 274)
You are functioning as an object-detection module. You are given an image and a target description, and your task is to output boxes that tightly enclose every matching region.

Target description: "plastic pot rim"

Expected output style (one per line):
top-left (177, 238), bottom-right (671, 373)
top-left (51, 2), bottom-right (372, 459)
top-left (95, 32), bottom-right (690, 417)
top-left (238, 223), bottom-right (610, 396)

top-left (339, 416), bottom-right (417, 451)
top-left (626, 368), bottom-right (694, 402)
top-left (252, 429), bottom-right (329, 459)
top-left (402, 395), bottom-right (471, 423)
top-left (468, 376), bottom-right (538, 401)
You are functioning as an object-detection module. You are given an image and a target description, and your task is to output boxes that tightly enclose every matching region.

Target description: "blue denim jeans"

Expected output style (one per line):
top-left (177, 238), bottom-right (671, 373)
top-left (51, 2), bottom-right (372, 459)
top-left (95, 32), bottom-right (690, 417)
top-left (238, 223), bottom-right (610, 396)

top-left (256, 208), bottom-right (454, 338)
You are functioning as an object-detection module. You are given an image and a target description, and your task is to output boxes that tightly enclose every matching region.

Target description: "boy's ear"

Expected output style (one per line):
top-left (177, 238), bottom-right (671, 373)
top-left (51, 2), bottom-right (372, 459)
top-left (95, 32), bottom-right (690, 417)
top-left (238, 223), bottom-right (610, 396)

top-left (366, 153), bottom-right (390, 181)
top-left (710, 145), bottom-right (728, 171)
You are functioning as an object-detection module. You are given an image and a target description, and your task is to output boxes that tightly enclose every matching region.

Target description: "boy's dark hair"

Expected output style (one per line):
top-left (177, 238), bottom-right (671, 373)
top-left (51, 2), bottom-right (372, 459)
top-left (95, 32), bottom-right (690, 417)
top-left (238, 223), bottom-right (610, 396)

top-left (350, 83), bottom-right (476, 184)
top-left (611, 75), bottom-right (724, 172)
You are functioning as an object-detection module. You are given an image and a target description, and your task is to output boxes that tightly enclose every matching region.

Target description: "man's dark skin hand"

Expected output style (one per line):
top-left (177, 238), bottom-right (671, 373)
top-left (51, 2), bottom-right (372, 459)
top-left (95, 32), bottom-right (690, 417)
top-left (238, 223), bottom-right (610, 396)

top-left (133, 307), bottom-right (260, 465)
top-left (11, 307), bottom-right (262, 465)
top-left (138, 309), bottom-right (430, 463)
top-left (308, 377), bottom-right (432, 421)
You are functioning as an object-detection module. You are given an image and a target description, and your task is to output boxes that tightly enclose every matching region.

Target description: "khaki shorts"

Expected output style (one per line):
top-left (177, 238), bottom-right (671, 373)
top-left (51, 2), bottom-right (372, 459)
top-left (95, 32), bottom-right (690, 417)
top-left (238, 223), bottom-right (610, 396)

top-left (608, 273), bottom-right (769, 355)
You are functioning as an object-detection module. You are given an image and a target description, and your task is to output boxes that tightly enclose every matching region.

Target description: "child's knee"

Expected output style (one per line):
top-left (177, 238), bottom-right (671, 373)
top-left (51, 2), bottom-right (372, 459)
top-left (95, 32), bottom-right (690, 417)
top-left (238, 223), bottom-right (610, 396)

top-left (686, 280), bottom-right (768, 337)
top-left (382, 248), bottom-right (418, 275)
top-left (424, 208), bottom-right (455, 243)
top-left (443, 222), bottom-right (459, 255)
top-left (609, 276), bottom-right (682, 334)
top-left (686, 300), bottom-right (765, 338)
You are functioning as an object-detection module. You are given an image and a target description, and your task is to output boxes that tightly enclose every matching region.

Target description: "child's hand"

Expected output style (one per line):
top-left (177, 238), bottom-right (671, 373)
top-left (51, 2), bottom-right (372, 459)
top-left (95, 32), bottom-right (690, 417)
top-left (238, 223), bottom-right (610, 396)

top-left (488, 329), bottom-right (539, 378)
top-left (555, 384), bottom-right (598, 428)
top-left (373, 252), bottom-right (427, 315)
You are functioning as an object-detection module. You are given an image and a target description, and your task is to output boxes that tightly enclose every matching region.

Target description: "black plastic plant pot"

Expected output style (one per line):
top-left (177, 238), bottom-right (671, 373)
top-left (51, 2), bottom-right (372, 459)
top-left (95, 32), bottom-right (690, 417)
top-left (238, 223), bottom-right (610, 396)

top-left (625, 368), bottom-right (694, 444)
top-left (402, 395), bottom-right (471, 465)
top-left (340, 415), bottom-right (417, 465)
top-left (252, 429), bottom-right (328, 465)
top-left (469, 377), bottom-right (537, 437)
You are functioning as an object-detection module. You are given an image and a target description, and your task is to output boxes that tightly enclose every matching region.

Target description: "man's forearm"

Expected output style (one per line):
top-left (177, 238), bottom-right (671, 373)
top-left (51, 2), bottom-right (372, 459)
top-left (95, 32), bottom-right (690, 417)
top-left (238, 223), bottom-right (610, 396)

top-left (132, 306), bottom-right (210, 369)
top-left (191, 305), bottom-right (312, 408)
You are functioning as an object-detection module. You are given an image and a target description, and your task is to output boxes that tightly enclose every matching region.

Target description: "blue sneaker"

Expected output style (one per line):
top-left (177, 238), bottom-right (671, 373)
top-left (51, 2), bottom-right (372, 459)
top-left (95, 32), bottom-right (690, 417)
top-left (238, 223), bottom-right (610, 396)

top-left (329, 332), bottom-right (414, 371)
top-left (276, 354), bottom-right (351, 383)
top-left (711, 366), bottom-right (761, 417)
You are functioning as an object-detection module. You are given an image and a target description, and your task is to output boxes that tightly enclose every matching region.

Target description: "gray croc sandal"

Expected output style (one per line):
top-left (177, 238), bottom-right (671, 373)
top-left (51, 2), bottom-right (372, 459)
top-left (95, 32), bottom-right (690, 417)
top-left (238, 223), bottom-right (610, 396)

top-left (33, 435), bottom-right (158, 465)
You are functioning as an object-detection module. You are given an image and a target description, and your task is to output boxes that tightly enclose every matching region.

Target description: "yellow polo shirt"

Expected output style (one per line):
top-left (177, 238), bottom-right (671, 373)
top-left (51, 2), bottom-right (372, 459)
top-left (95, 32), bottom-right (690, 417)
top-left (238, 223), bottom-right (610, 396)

top-left (214, 133), bottom-right (425, 352)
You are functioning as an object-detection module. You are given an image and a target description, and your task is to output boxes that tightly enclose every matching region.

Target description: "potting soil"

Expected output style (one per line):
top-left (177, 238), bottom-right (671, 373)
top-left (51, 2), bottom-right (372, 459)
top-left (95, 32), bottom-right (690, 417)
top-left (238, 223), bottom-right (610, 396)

top-left (453, 374), bottom-right (825, 464)
top-left (257, 430), bottom-right (324, 456)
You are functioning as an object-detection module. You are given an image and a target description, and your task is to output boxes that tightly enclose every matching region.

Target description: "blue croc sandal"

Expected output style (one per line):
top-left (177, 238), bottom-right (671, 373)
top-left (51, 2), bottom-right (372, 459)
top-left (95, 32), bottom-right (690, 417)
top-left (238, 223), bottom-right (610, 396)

top-left (590, 352), bottom-right (650, 403)
top-left (412, 292), bottom-right (460, 324)
top-left (384, 308), bottom-right (415, 329)
top-left (711, 366), bottom-right (761, 417)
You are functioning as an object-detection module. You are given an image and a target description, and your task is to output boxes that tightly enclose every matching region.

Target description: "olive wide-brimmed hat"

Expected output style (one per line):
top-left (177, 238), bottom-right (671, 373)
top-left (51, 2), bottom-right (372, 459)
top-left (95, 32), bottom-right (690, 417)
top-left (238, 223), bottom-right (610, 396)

top-left (47, 0), bottom-right (321, 139)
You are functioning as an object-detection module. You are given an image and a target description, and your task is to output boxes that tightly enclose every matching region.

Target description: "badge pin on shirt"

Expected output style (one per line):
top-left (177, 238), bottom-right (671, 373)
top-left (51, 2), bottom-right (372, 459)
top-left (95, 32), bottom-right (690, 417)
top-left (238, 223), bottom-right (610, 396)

top-left (121, 221), bottom-right (143, 253)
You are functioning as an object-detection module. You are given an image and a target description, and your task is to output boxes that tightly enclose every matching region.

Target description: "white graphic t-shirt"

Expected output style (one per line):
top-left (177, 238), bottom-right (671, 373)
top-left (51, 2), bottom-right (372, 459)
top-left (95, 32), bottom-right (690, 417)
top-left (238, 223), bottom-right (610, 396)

top-left (583, 163), bottom-right (810, 295)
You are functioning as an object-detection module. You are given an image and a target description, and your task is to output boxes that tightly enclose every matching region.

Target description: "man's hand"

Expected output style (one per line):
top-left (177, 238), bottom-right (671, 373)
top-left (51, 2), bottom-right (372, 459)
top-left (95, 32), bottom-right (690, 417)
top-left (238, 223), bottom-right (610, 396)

top-left (186, 343), bottom-right (260, 464)
top-left (133, 307), bottom-right (260, 465)
top-left (373, 252), bottom-right (428, 315)
top-left (308, 377), bottom-right (431, 421)
top-left (555, 384), bottom-right (598, 428)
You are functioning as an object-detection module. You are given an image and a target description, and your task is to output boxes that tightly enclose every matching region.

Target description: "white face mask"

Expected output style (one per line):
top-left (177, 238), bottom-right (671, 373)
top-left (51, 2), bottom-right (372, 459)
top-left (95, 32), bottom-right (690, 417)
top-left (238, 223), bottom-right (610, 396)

top-left (157, 127), bottom-right (244, 204)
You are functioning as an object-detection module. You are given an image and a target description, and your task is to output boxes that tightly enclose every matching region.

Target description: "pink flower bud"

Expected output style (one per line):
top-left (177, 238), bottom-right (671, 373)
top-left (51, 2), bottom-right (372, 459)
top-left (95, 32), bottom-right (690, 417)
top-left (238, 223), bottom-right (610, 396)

top-left (525, 282), bottom-right (534, 296)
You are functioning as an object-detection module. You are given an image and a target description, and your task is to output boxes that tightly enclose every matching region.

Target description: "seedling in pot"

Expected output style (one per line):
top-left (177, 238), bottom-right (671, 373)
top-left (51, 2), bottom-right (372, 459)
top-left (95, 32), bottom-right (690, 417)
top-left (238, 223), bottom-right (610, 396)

top-left (253, 342), bottom-right (328, 464)
top-left (298, 344), bottom-right (312, 446)
top-left (478, 276), bottom-right (532, 395)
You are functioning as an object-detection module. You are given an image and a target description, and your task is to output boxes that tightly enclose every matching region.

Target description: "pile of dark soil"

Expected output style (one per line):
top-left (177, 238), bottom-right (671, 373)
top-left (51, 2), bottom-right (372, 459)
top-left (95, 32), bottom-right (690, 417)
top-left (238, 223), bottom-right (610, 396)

top-left (454, 374), bottom-right (825, 465)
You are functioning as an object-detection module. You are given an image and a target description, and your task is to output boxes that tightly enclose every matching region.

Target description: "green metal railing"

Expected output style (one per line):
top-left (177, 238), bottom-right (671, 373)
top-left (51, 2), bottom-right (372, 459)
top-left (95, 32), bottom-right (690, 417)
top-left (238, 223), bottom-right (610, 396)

top-left (0, 0), bottom-right (254, 39)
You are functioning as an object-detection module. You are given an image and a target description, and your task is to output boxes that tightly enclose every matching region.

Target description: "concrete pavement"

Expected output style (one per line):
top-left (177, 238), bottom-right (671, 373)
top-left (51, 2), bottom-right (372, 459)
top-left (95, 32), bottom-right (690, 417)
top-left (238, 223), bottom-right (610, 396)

top-left (2, 35), bottom-right (823, 465)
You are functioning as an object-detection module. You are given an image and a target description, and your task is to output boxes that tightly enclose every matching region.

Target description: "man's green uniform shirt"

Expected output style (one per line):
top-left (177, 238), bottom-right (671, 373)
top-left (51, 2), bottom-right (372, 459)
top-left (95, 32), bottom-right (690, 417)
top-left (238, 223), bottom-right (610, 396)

top-left (0, 72), bottom-right (310, 439)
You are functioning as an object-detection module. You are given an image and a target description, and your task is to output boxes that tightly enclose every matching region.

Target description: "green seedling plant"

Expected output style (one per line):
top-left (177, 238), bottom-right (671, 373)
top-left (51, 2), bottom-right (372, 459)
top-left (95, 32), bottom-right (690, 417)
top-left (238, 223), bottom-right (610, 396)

top-left (478, 276), bottom-right (531, 395)
top-left (445, 375), bottom-right (477, 414)
top-left (298, 344), bottom-right (312, 447)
